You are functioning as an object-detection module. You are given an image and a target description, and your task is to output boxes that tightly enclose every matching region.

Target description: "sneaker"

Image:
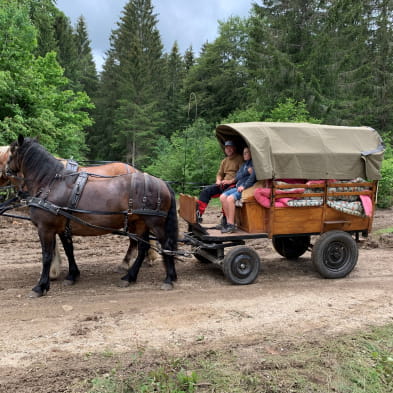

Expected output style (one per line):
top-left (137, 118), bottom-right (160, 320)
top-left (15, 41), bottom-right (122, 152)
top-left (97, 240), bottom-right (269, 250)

top-left (221, 224), bottom-right (236, 234)
top-left (214, 216), bottom-right (227, 230)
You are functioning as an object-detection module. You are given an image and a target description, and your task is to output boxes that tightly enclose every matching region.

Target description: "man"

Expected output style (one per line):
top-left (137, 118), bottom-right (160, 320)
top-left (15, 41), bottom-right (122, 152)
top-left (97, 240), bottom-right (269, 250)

top-left (196, 140), bottom-right (243, 222)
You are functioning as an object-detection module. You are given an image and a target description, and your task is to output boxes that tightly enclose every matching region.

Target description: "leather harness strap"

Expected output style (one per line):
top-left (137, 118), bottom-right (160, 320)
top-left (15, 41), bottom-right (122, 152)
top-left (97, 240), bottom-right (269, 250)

top-left (65, 159), bottom-right (79, 172)
top-left (128, 172), bottom-right (168, 217)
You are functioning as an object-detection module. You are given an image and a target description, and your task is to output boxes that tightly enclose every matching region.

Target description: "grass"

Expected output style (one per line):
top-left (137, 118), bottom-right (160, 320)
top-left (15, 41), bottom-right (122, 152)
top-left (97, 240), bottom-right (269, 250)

top-left (374, 226), bottom-right (393, 235)
top-left (78, 324), bottom-right (393, 393)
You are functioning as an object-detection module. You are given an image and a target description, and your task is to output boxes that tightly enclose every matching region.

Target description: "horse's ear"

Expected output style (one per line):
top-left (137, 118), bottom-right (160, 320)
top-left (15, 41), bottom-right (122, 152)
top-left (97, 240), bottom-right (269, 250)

top-left (17, 134), bottom-right (24, 146)
top-left (34, 135), bottom-right (40, 142)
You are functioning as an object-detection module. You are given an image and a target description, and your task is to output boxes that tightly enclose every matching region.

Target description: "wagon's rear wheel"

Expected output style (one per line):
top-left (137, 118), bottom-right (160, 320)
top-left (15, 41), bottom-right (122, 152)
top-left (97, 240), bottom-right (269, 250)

top-left (223, 246), bottom-right (260, 285)
top-left (312, 230), bottom-right (358, 278)
top-left (272, 236), bottom-right (311, 259)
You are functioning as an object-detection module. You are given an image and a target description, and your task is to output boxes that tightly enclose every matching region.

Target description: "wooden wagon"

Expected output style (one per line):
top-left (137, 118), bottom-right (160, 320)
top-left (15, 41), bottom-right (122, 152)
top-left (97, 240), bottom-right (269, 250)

top-left (179, 122), bottom-right (385, 285)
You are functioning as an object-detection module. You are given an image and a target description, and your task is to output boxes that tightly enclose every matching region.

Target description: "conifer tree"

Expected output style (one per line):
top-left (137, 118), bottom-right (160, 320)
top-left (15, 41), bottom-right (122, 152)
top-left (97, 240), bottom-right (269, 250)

top-left (161, 42), bottom-right (188, 137)
top-left (247, 0), bottom-right (320, 113)
top-left (183, 16), bottom-right (249, 124)
top-left (92, 0), bottom-right (165, 166)
top-left (73, 16), bottom-right (98, 97)
top-left (27, 0), bottom-right (58, 57)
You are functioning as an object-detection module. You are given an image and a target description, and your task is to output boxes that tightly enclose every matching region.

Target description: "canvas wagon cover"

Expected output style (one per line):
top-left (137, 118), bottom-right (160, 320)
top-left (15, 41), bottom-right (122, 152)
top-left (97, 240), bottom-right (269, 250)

top-left (216, 122), bottom-right (385, 180)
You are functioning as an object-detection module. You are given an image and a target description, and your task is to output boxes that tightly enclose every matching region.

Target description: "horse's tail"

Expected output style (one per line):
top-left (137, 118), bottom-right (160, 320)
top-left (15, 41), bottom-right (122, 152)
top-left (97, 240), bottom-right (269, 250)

top-left (164, 183), bottom-right (178, 251)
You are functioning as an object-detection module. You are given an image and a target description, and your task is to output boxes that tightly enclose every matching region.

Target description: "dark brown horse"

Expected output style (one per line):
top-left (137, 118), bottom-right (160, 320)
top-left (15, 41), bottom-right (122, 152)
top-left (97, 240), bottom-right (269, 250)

top-left (0, 146), bottom-right (160, 278)
top-left (6, 136), bottom-right (178, 297)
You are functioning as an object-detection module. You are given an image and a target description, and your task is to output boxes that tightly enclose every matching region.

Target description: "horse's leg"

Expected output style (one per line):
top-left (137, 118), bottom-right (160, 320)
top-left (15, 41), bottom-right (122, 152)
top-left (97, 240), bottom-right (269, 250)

top-left (31, 230), bottom-right (56, 297)
top-left (114, 238), bottom-right (137, 273)
top-left (118, 231), bottom-right (150, 287)
top-left (58, 232), bottom-right (80, 285)
top-left (147, 241), bottom-right (160, 266)
top-left (152, 228), bottom-right (177, 290)
top-left (49, 239), bottom-right (62, 280)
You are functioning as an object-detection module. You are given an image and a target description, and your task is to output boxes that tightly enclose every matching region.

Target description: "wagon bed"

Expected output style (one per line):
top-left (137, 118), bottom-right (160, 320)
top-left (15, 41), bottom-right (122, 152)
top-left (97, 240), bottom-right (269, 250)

top-left (179, 122), bottom-right (384, 285)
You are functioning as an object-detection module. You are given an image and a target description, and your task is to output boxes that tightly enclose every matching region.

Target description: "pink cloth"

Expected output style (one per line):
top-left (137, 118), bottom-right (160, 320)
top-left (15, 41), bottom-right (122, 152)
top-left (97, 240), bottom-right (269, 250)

top-left (254, 189), bottom-right (293, 208)
top-left (360, 195), bottom-right (373, 217)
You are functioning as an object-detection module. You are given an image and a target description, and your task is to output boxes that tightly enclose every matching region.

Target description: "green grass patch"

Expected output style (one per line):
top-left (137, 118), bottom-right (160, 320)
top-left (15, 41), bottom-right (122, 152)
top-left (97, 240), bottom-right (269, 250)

top-left (79, 324), bottom-right (393, 393)
top-left (374, 226), bottom-right (393, 235)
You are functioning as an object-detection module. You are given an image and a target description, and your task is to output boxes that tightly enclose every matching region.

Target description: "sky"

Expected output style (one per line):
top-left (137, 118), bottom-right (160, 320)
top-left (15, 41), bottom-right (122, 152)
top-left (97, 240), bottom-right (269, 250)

top-left (56, 0), bottom-right (254, 72)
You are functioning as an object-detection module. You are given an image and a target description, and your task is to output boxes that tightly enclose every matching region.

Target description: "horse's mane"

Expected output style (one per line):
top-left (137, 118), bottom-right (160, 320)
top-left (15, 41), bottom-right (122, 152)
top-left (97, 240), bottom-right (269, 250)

top-left (15, 138), bottom-right (65, 186)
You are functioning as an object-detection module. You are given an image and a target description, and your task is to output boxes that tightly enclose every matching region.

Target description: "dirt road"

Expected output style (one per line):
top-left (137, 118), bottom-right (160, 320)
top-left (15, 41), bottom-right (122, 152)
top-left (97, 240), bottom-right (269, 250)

top-left (0, 207), bottom-right (392, 392)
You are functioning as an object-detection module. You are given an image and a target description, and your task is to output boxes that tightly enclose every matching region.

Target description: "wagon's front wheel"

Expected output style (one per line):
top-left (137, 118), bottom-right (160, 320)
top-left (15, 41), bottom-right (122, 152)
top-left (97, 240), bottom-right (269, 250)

top-left (223, 246), bottom-right (260, 285)
top-left (312, 230), bottom-right (358, 278)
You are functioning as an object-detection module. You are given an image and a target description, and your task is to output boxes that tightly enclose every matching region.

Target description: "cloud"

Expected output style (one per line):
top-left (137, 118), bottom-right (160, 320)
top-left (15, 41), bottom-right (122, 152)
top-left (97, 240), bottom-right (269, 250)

top-left (56, 0), bottom-right (253, 71)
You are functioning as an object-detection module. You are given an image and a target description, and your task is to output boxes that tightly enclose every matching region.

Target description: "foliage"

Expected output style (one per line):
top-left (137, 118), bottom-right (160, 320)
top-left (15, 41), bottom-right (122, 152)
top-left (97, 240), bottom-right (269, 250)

top-left (144, 118), bottom-right (221, 194)
top-left (265, 98), bottom-right (321, 123)
top-left (220, 106), bottom-right (265, 124)
top-left (91, 0), bottom-right (166, 165)
top-left (89, 367), bottom-right (198, 393)
top-left (378, 157), bottom-right (393, 208)
top-left (80, 324), bottom-right (393, 393)
top-left (0, 0), bottom-right (93, 159)
top-left (183, 16), bottom-right (250, 124)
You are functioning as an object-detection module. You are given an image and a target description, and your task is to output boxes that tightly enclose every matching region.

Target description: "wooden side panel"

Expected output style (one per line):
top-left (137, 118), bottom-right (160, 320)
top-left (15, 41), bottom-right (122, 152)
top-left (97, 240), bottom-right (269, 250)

top-left (236, 200), bottom-right (267, 233)
top-left (179, 193), bottom-right (198, 224)
top-left (271, 207), bottom-right (324, 235)
top-left (323, 208), bottom-right (370, 231)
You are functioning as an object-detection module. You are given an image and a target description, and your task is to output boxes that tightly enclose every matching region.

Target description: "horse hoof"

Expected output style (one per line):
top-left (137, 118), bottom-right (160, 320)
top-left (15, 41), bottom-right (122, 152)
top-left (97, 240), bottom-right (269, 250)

top-left (28, 290), bottom-right (44, 298)
top-left (160, 282), bottom-right (174, 291)
top-left (114, 265), bottom-right (128, 274)
top-left (117, 279), bottom-right (131, 288)
top-left (63, 279), bottom-right (75, 286)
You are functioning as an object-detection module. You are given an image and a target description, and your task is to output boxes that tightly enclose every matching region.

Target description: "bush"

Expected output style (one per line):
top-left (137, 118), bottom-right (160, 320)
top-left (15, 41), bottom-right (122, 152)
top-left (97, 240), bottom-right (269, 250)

top-left (144, 119), bottom-right (221, 195)
top-left (378, 157), bottom-right (393, 208)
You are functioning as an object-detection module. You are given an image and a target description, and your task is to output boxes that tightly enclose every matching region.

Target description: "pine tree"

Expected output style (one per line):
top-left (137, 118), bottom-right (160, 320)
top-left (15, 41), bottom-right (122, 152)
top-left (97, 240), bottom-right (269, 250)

top-left (53, 11), bottom-right (79, 87)
top-left (73, 16), bottom-right (98, 97)
top-left (247, 0), bottom-right (320, 113)
top-left (368, 0), bottom-right (393, 132)
top-left (183, 16), bottom-right (250, 124)
top-left (27, 0), bottom-right (58, 57)
top-left (92, 0), bottom-right (165, 166)
top-left (161, 42), bottom-right (188, 137)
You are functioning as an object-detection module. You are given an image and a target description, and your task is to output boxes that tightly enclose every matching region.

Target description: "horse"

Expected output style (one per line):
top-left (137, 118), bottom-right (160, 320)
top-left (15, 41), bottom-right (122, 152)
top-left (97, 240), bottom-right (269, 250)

top-left (0, 146), bottom-right (160, 279)
top-left (6, 135), bottom-right (178, 297)
top-left (0, 146), bottom-right (11, 187)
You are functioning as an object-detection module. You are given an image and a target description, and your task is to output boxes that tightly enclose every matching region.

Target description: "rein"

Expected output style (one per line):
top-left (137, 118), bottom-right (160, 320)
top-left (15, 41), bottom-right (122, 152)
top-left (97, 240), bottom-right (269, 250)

top-left (25, 196), bottom-right (184, 256)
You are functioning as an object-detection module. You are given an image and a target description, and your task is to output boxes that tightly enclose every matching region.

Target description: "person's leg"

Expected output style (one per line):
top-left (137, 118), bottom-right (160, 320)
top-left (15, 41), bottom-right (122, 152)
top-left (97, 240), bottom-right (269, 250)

top-left (197, 184), bottom-right (222, 216)
top-left (226, 195), bottom-right (236, 225)
top-left (220, 192), bottom-right (229, 217)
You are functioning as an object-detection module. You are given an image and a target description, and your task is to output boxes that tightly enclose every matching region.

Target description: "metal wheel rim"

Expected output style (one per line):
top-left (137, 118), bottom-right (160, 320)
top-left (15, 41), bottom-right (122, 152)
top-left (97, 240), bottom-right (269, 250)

top-left (323, 241), bottom-right (350, 271)
top-left (230, 254), bottom-right (254, 278)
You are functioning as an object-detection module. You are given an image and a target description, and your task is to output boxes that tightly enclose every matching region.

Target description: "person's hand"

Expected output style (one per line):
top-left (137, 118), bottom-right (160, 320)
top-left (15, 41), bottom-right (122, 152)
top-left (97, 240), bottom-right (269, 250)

top-left (222, 179), bottom-right (233, 186)
top-left (237, 186), bottom-right (244, 192)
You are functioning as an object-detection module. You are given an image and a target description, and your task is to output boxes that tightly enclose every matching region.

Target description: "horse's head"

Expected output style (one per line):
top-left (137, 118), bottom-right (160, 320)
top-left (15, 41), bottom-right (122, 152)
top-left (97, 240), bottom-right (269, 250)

top-left (6, 134), bottom-right (26, 180)
top-left (0, 145), bottom-right (11, 186)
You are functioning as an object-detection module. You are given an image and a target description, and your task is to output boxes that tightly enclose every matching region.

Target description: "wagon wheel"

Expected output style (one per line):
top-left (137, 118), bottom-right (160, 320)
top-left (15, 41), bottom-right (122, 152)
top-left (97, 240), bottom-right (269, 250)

top-left (223, 246), bottom-right (260, 285)
top-left (312, 230), bottom-right (358, 278)
top-left (272, 236), bottom-right (311, 259)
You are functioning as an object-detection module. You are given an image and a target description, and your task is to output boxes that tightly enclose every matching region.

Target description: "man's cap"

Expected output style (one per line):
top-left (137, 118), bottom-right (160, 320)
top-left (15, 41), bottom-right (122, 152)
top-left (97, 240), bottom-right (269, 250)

top-left (224, 140), bottom-right (235, 147)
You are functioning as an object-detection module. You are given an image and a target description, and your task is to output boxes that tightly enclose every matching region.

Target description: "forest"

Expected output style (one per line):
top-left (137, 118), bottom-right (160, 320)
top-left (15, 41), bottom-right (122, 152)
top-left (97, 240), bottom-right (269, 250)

top-left (0, 0), bottom-right (392, 205)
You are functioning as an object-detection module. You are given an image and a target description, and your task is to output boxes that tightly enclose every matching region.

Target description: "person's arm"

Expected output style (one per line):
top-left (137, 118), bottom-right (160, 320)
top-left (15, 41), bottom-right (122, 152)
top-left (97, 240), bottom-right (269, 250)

top-left (243, 167), bottom-right (256, 190)
top-left (216, 159), bottom-right (225, 185)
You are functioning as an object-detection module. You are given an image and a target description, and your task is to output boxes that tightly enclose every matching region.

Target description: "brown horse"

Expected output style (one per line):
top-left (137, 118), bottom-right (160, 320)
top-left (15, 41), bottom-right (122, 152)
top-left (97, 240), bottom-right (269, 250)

top-left (6, 135), bottom-right (178, 297)
top-left (0, 146), bottom-right (160, 279)
top-left (0, 146), bottom-right (11, 187)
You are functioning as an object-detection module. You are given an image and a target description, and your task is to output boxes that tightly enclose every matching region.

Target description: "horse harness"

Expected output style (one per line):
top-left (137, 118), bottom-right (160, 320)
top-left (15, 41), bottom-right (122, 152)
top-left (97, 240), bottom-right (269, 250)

top-left (26, 170), bottom-right (169, 237)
